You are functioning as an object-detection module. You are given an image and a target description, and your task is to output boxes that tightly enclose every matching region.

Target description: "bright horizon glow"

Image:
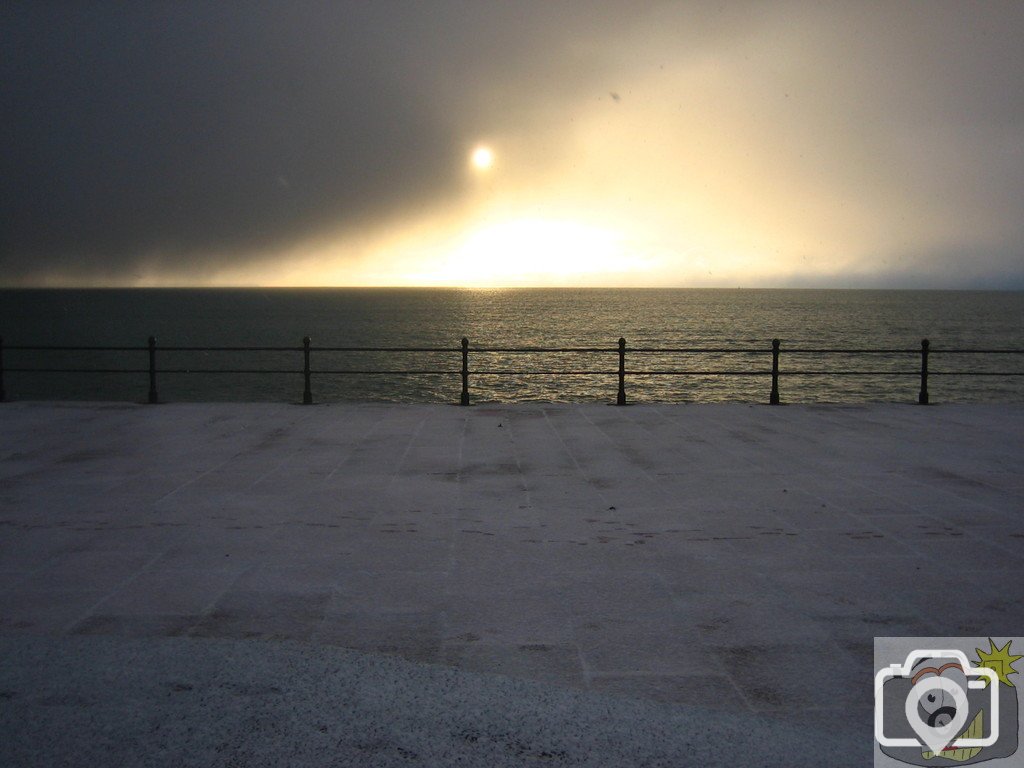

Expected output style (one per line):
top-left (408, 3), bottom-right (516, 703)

top-left (400, 218), bottom-right (656, 287)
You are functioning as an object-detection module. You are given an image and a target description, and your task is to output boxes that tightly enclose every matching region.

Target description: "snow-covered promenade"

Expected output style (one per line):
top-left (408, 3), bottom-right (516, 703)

top-left (1, 401), bottom-right (1022, 766)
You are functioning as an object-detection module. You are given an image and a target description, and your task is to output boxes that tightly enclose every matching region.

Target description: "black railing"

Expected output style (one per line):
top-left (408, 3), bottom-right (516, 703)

top-left (0, 336), bottom-right (1022, 405)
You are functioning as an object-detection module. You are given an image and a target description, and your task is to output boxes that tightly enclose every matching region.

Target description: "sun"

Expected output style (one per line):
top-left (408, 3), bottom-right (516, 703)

top-left (470, 145), bottom-right (494, 171)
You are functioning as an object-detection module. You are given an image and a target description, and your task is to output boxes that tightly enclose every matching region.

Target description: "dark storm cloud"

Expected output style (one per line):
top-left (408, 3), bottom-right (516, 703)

top-left (0, 3), bottom-right (456, 279)
top-left (0, 1), bottom-right (638, 281)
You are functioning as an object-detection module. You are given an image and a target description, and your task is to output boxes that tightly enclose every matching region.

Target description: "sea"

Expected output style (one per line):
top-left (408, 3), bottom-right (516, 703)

top-left (1, 288), bottom-right (1022, 405)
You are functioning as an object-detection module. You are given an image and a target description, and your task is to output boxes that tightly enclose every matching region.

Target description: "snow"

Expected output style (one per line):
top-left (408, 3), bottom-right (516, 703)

top-left (1, 401), bottom-right (1022, 765)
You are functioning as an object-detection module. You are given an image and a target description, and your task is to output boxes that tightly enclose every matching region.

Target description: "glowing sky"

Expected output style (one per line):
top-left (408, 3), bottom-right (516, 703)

top-left (2, 1), bottom-right (1023, 288)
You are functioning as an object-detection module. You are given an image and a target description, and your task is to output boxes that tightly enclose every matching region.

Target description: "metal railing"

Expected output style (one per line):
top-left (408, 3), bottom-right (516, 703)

top-left (0, 336), bottom-right (1022, 405)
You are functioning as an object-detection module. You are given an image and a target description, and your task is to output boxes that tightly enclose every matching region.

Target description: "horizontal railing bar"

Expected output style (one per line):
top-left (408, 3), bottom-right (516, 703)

top-left (776, 349), bottom-right (919, 354)
top-left (929, 349), bottom-right (1024, 354)
top-left (930, 371), bottom-right (1024, 376)
top-left (630, 348), bottom-right (766, 354)
top-left (12, 349), bottom-right (411, 355)
top-left (776, 370), bottom-right (1024, 376)
top-left (628, 370), bottom-right (770, 376)
top-left (157, 369), bottom-right (300, 374)
top-left (314, 347), bottom-right (459, 353)
top-left (157, 346), bottom-right (301, 352)
top-left (626, 350), bottom-right (765, 356)
top-left (468, 370), bottom-right (617, 375)
top-left (8, 345), bottom-right (1023, 354)
top-left (12, 368), bottom-right (1021, 376)
top-left (773, 370), bottom-right (920, 376)
top-left (470, 347), bottom-right (616, 353)
top-left (312, 370), bottom-right (456, 375)
top-left (160, 369), bottom-right (457, 375)
top-left (472, 370), bottom-right (770, 376)
top-left (6, 368), bottom-right (151, 374)
top-left (8, 368), bottom-right (458, 375)
top-left (9, 368), bottom-right (299, 374)
top-left (6, 346), bottom-right (148, 352)
top-left (8, 346), bottom-right (302, 353)
top-left (788, 348), bottom-right (1024, 354)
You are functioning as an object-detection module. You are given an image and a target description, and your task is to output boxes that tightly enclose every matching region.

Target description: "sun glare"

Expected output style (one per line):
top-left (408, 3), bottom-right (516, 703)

top-left (470, 145), bottom-right (494, 171)
top-left (403, 218), bottom-right (657, 286)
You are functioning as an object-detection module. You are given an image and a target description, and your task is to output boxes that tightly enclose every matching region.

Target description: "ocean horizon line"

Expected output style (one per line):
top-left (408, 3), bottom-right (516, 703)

top-left (3, 285), bottom-right (1024, 293)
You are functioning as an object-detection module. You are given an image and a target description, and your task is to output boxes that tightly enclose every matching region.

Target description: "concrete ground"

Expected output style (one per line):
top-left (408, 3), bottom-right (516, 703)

top-left (1, 401), bottom-right (1022, 765)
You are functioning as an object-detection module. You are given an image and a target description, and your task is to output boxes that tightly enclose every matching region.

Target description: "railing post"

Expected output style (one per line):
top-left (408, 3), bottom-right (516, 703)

top-left (617, 337), bottom-right (627, 405)
top-left (0, 336), bottom-right (6, 402)
top-left (148, 336), bottom-right (158, 404)
top-left (769, 338), bottom-right (781, 405)
top-left (918, 338), bottom-right (929, 405)
top-left (460, 337), bottom-right (470, 406)
top-left (303, 336), bottom-right (313, 405)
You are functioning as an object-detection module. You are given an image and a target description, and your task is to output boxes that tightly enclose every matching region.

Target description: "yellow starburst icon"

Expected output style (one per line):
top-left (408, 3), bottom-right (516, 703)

top-left (975, 638), bottom-right (1022, 687)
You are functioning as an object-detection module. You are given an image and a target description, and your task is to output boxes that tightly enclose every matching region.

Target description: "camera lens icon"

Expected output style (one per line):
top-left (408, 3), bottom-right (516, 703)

top-left (905, 674), bottom-right (970, 756)
top-left (914, 665), bottom-right (967, 729)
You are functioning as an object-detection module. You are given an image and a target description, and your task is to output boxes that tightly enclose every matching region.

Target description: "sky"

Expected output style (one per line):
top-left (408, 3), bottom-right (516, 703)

top-left (2, 1), bottom-right (1023, 288)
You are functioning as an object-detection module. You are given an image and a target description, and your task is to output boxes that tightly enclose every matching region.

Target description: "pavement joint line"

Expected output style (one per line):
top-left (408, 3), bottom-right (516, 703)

top-left (247, 407), bottom-right (342, 488)
top-left (577, 406), bottom-right (665, 495)
top-left (539, 407), bottom-right (608, 507)
top-left (153, 404), bottom-right (325, 500)
top-left (453, 409), bottom-right (469, 503)
top-left (383, 413), bottom-right (428, 493)
top-left (502, 413), bottom-right (534, 509)
top-left (58, 548), bottom-right (171, 634)
top-left (323, 406), bottom-right (417, 486)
